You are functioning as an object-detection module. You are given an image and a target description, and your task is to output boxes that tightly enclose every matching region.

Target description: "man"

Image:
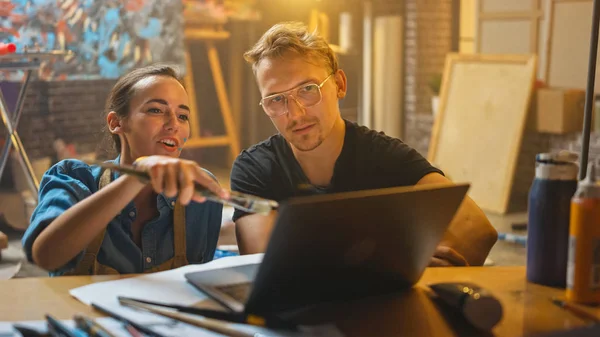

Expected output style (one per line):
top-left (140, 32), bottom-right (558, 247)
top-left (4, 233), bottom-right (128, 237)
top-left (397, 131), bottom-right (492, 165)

top-left (230, 22), bottom-right (497, 266)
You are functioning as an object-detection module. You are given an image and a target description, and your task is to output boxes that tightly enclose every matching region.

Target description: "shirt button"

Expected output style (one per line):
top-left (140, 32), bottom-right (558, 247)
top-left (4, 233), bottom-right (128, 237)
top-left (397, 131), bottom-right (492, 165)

top-left (129, 211), bottom-right (135, 218)
top-left (171, 201), bottom-right (175, 207)
top-left (146, 257), bottom-right (152, 263)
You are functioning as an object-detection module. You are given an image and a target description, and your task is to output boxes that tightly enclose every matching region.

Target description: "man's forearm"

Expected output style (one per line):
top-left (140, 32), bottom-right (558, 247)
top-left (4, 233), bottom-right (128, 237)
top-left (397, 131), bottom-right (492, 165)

top-left (416, 172), bottom-right (498, 266)
top-left (235, 211), bottom-right (278, 255)
top-left (441, 197), bottom-right (498, 266)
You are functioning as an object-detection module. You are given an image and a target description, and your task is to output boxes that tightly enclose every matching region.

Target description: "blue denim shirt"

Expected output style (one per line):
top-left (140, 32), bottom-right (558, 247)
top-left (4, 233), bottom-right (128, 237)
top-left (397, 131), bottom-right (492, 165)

top-left (22, 157), bottom-right (223, 276)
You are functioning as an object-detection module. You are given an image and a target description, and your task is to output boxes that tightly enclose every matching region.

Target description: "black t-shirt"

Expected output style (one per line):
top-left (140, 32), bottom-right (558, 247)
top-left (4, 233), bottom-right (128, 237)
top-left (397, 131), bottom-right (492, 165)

top-left (230, 119), bottom-right (443, 222)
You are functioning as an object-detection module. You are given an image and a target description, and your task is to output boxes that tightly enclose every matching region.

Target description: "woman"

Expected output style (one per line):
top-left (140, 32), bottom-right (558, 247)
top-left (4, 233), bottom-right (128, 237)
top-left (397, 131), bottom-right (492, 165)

top-left (22, 64), bottom-right (229, 276)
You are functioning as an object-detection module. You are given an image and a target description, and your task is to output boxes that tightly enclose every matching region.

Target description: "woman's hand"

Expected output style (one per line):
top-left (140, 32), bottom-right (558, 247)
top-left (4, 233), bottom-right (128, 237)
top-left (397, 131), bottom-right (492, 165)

top-left (133, 156), bottom-right (229, 205)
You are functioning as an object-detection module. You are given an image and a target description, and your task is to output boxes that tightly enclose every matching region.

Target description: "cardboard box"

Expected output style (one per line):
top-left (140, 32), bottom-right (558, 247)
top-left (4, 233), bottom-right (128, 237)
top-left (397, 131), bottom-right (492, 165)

top-left (535, 88), bottom-right (586, 134)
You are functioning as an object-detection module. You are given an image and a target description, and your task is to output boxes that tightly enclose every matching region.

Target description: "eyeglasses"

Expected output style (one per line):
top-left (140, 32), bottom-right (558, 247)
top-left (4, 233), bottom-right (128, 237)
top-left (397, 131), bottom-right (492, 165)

top-left (259, 74), bottom-right (334, 117)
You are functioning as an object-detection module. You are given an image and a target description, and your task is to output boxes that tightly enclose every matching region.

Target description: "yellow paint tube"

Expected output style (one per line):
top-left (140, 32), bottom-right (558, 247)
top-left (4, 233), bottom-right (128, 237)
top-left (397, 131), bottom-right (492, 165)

top-left (567, 162), bottom-right (600, 304)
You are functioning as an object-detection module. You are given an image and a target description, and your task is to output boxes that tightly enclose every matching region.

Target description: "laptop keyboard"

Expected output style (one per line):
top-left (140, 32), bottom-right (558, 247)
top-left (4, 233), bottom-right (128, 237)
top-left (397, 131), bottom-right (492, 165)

top-left (216, 282), bottom-right (252, 302)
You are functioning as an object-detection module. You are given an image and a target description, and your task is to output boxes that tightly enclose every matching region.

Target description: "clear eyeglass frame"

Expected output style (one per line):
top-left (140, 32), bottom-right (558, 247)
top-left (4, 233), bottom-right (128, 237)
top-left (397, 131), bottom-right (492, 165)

top-left (259, 73), bottom-right (335, 117)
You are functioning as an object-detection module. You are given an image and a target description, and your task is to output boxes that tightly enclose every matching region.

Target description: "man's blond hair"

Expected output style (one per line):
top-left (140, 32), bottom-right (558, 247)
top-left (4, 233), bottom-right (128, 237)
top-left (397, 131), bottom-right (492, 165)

top-left (244, 21), bottom-right (338, 75)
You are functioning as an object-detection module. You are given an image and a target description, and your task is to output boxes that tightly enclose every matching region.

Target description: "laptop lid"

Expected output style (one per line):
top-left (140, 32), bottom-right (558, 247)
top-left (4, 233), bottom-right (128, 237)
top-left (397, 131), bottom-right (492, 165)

top-left (244, 182), bottom-right (470, 314)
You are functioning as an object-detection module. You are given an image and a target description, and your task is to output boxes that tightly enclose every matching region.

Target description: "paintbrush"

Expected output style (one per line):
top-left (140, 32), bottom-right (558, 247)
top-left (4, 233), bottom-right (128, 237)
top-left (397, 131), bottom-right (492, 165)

top-left (73, 314), bottom-right (118, 337)
top-left (85, 160), bottom-right (278, 215)
top-left (118, 298), bottom-right (265, 337)
top-left (551, 298), bottom-right (600, 323)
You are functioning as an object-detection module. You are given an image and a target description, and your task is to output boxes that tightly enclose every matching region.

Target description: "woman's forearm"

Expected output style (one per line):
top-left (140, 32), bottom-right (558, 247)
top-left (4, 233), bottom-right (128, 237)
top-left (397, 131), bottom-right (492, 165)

top-left (32, 175), bottom-right (145, 271)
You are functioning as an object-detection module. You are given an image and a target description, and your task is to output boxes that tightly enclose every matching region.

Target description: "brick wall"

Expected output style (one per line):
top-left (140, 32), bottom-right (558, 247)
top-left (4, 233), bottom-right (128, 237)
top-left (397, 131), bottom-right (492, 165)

top-left (404, 0), bottom-right (452, 155)
top-left (0, 80), bottom-right (115, 161)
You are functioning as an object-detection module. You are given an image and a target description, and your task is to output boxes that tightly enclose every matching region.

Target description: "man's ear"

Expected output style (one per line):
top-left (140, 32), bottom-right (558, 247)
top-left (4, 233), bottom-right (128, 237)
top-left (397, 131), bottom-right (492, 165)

top-left (106, 111), bottom-right (124, 134)
top-left (334, 69), bottom-right (348, 99)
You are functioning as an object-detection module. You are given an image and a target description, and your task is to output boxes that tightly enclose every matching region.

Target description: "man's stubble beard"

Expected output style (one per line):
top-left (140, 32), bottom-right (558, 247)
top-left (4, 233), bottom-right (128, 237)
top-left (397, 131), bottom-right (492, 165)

top-left (292, 133), bottom-right (324, 152)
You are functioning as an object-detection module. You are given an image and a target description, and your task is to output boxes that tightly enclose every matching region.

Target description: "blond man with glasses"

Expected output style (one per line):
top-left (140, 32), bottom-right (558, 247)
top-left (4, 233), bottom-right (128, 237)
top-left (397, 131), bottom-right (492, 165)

top-left (230, 22), bottom-right (497, 267)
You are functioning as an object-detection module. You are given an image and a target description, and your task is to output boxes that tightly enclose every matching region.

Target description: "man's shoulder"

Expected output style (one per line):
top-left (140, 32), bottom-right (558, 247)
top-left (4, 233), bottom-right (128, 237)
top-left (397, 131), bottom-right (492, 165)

top-left (230, 134), bottom-right (288, 205)
top-left (341, 119), bottom-right (442, 186)
top-left (345, 119), bottom-right (408, 155)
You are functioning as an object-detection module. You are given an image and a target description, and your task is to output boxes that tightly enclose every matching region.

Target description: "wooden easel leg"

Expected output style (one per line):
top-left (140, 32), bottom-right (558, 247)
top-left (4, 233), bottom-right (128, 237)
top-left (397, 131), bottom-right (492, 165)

top-left (206, 41), bottom-right (241, 165)
top-left (183, 48), bottom-right (201, 139)
top-left (0, 230), bottom-right (7, 262)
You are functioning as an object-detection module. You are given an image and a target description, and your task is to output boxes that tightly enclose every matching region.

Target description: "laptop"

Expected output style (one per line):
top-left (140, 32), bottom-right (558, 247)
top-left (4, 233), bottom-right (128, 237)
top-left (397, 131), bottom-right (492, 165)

top-left (185, 182), bottom-right (470, 316)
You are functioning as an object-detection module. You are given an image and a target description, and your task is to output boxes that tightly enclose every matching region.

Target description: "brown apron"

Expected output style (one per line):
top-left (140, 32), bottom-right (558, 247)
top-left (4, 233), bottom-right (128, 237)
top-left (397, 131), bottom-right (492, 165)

top-left (65, 169), bottom-right (189, 275)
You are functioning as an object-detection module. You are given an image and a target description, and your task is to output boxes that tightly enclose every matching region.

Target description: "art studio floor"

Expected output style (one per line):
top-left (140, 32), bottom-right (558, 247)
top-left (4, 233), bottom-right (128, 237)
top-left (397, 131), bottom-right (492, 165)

top-left (0, 165), bottom-right (528, 278)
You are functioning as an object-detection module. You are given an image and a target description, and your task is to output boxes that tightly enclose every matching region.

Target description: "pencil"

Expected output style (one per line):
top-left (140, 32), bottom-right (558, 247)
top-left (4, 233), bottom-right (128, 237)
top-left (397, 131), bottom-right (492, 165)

top-left (551, 298), bottom-right (600, 323)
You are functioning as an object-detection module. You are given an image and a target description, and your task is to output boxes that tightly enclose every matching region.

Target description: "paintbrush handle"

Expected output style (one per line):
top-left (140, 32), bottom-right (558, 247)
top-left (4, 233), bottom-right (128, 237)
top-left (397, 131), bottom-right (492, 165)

top-left (120, 299), bottom-right (256, 337)
top-left (74, 315), bottom-right (118, 337)
top-left (118, 296), bottom-right (298, 331)
top-left (90, 161), bottom-right (278, 214)
top-left (117, 296), bottom-right (241, 321)
top-left (553, 299), bottom-right (600, 323)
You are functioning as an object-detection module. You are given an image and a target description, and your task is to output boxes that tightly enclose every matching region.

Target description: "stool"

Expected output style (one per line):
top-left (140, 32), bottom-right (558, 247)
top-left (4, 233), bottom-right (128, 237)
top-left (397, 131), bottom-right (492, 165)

top-left (182, 23), bottom-right (240, 166)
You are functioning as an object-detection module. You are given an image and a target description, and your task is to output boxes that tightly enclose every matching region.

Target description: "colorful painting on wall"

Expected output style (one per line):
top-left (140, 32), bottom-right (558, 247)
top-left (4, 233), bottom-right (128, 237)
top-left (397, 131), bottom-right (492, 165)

top-left (0, 0), bottom-right (185, 81)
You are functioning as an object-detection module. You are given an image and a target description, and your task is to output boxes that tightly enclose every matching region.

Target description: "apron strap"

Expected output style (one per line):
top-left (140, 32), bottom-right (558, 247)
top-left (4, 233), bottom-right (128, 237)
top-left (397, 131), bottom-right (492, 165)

top-left (172, 201), bottom-right (187, 262)
top-left (68, 168), bottom-right (111, 275)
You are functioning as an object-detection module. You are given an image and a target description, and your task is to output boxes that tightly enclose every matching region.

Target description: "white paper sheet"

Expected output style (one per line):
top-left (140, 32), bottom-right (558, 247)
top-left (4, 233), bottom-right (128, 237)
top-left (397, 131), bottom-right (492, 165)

top-left (68, 254), bottom-right (264, 324)
top-left (0, 240), bottom-right (24, 280)
top-left (0, 262), bottom-right (20, 280)
top-left (70, 254), bottom-right (264, 306)
top-left (66, 254), bottom-right (344, 337)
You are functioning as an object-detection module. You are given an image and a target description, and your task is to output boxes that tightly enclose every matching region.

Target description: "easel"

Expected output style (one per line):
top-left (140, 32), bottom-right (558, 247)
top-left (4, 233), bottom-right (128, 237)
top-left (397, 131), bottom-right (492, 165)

top-left (0, 50), bottom-right (73, 199)
top-left (182, 23), bottom-right (240, 166)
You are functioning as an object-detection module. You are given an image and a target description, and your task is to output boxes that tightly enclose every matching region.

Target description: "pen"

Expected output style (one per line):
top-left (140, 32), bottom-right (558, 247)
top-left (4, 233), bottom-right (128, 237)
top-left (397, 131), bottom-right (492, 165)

top-left (73, 314), bottom-right (117, 337)
top-left (552, 298), bottom-right (600, 323)
top-left (497, 232), bottom-right (527, 246)
top-left (91, 302), bottom-right (167, 337)
top-left (118, 296), bottom-right (298, 330)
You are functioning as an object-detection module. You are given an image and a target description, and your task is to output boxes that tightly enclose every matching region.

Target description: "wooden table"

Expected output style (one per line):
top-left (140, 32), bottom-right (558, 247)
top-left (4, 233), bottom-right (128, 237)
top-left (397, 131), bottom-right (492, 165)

top-left (0, 266), bottom-right (598, 337)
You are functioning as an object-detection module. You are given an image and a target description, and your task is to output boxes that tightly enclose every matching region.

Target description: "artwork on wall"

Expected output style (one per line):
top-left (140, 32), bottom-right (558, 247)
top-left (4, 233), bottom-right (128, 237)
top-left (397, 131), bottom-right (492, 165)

top-left (0, 0), bottom-right (185, 81)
